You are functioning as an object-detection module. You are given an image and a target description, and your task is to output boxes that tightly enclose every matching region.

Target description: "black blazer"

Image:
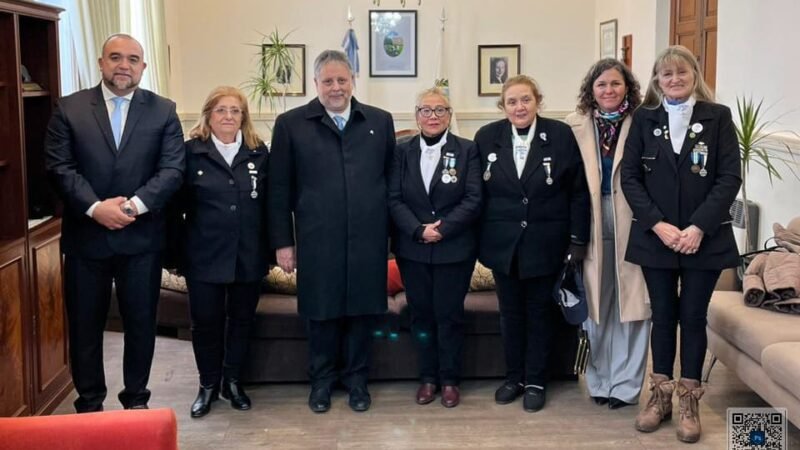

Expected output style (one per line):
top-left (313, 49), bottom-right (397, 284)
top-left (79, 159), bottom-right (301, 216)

top-left (620, 101), bottom-right (741, 270)
top-left (45, 85), bottom-right (185, 258)
top-left (171, 138), bottom-right (270, 284)
top-left (388, 133), bottom-right (482, 264)
top-left (474, 117), bottom-right (590, 278)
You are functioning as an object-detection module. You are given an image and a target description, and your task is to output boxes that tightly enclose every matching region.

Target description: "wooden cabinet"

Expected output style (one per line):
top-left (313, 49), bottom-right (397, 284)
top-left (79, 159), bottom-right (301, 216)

top-left (0, 0), bottom-right (71, 417)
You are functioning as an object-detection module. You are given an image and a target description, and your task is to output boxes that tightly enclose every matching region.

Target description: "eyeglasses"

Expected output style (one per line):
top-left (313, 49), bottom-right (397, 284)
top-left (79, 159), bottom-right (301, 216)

top-left (212, 107), bottom-right (243, 117)
top-left (416, 106), bottom-right (451, 118)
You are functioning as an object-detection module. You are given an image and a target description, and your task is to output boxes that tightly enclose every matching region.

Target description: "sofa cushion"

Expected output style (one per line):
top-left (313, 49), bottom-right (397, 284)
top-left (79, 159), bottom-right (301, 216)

top-left (250, 294), bottom-right (402, 339)
top-left (762, 342), bottom-right (800, 400)
top-left (708, 291), bottom-right (800, 363)
top-left (394, 291), bottom-right (500, 335)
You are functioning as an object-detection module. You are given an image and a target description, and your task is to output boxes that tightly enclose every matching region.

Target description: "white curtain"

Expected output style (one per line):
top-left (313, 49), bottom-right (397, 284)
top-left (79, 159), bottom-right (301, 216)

top-left (41, 0), bottom-right (168, 95)
top-left (120, 0), bottom-right (169, 95)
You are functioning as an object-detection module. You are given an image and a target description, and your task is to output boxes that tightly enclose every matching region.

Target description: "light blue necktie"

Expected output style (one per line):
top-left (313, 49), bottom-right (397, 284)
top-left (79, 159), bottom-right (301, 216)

top-left (111, 97), bottom-right (126, 148)
top-left (333, 115), bottom-right (346, 131)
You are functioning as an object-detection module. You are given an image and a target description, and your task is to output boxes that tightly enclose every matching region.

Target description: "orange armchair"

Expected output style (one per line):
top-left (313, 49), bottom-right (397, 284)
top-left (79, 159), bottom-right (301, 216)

top-left (0, 408), bottom-right (177, 450)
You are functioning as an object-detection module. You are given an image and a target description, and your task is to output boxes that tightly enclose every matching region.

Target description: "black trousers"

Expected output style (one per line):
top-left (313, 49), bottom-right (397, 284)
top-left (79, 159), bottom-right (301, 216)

top-left (492, 270), bottom-right (558, 387)
top-left (397, 258), bottom-right (474, 386)
top-left (306, 315), bottom-right (377, 390)
top-left (64, 252), bottom-right (162, 412)
top-left (641, 267), bottom-right (721, 380)
top-left (186, 279), bottom-right (261, 387)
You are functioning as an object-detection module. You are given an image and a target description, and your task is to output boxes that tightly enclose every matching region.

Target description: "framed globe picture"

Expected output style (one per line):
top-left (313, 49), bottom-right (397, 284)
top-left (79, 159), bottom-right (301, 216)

top-left (369, 10), bottom-right (417, 77)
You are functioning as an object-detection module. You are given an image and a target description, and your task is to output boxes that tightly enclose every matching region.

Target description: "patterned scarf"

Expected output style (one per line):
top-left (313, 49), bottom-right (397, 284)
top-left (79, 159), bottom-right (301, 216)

top-left (593, 98), bottom-right (631, 158)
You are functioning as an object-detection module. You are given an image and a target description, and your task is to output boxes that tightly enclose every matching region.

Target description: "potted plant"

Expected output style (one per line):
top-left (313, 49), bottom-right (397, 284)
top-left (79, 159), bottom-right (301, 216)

top-left (734, 96), bottom-right (799, 253)
top-left (244, 29), bottom-right (298, 115)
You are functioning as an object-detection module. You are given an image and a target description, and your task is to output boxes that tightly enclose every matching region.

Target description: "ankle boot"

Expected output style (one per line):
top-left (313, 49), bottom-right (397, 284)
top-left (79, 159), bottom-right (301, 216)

top-left (676, 378), bottom-right (705, 443)
top-left (635, 373), bottom-right (674, 433)
top-left (221, 378), bottom-right (251, 410)
top-left (190, 384), bottom-right (219, 418)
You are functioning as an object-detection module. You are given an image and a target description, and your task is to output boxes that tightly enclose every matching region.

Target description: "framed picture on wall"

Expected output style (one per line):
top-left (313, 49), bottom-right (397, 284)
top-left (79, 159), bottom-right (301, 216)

top-left (599, 19), bottom-right (618, 59)
top-left (478, 44), bottom-right (520, 96)
top-left (262, 44), bottom-right (306, 96)
top-left (369, 10), bottom-right (417, 77)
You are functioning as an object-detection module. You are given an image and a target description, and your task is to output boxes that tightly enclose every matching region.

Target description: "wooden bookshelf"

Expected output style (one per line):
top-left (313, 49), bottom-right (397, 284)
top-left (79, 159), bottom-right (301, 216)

top-left (0, 0), bottom-right (70, 417)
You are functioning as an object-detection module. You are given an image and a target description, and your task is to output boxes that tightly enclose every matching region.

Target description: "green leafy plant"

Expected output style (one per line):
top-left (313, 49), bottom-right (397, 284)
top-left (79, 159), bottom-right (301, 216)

top-left (734, 96), bottom-right (800, 252)
top-left (244, 29), bottom-right (298, 114)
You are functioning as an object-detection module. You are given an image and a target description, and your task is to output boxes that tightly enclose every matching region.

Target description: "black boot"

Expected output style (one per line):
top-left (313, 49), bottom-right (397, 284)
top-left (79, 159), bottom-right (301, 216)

top-left (221, 378), bottom-right (251, 410)
top-left (190, 385), bottom-right (219, 418)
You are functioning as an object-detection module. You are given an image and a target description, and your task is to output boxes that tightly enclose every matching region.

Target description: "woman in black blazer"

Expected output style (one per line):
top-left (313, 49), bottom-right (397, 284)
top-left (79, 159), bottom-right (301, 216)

top-left (388, 88), bottom-right (482, 408)
top-left (174, 86), bottom-right (270, 418)
top-left (474, 75), bottom-right (590, 413)
top-left (621, 46), bottom-right (741, 443)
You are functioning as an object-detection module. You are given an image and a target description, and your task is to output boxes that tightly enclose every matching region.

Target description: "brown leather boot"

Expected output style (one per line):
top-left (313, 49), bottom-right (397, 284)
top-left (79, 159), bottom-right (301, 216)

top-left (676, 378), bottom-right (705, 443)
top-left (635, 374), bottom-right (674, 433)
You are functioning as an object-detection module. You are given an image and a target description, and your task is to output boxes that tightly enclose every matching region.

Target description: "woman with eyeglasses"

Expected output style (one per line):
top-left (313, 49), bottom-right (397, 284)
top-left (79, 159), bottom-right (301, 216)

top-left (171, 86), bottom-right (270, 418)
top-left (388, 87), bottom-right (482, 408)
top-left (474, 75), bottom-right (590, 413)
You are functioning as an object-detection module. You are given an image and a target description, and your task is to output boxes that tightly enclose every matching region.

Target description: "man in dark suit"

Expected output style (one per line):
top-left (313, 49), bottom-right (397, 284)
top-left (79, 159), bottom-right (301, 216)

top-left (45, 34), bottom-right (185, 412)
top-left (268, 50), bottom-right (395, 413)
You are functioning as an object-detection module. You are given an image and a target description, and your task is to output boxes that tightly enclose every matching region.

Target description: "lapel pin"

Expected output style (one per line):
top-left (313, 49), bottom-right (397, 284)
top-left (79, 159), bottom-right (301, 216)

top-left (488, 153), bottom-right (497, 162)
top-left (691, 123), bottom-right (703, 133)
top-left (653, 128), bottom-right (662, 137)
top-left (247, 162), bottom-right (255, 170)
top-left (539, 132), bottom-right (547, 141)
top-left (197, 170), bottom-right (204, 176)
top-left (370, 130), bottom-right (374, 135)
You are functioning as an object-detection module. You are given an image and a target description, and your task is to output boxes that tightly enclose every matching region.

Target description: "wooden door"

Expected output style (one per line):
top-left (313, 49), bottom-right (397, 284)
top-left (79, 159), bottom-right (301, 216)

top-left (670, 0), bottom-right (718, 89)
top-left (0, 246), bottom-right (32, 417)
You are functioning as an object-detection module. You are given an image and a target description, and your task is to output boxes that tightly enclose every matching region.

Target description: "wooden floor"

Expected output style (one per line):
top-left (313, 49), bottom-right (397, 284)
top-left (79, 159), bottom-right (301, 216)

top-left (53, 332), bottom-right (799, 449)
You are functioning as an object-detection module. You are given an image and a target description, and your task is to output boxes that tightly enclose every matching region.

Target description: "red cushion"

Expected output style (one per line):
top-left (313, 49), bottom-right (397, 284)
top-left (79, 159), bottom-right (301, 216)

top-left (387, 259), bottom-right (404, 295)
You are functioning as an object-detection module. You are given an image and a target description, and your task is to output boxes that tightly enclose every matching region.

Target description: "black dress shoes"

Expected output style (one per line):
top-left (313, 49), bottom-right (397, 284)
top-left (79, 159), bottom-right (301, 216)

top-left (591, 396), bottom-right (609, 406)
top-left (523, 386), bottom-right (546, 413)
top-left (221, 378), bottom-right (251, 411)
top-left (308, 387), bottom-right (331, 413)
top-left (348, 385), bottom-right (371, 412)
top-left (608, 397), bottom-right (635, 409)
top-left (494, 381), bottom-right (524, 404)
top-left (190, 385), bottom-right (219, 418)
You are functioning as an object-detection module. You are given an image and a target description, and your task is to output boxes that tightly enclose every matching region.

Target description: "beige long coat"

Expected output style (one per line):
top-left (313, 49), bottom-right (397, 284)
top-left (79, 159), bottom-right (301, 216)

top-left (565, 111), bottom-right (650, 323)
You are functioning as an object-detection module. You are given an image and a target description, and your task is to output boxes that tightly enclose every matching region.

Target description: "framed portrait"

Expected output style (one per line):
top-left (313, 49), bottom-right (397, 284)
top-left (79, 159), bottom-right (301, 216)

top-left (478, 45), bottom-right (520, 96)
top-left (369, 10), bottom-right (417, 77)
top-left (599, 19), bottom-right (618, 59)
top-left (262, 44), bottom-right (306, 96)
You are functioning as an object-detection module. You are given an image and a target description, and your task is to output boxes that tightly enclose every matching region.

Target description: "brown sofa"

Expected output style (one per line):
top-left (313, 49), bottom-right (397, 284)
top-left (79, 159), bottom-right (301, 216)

top-left (108, 269), bottom-right (580, 383)
top-left (706, 270), bottom-right (800, 426)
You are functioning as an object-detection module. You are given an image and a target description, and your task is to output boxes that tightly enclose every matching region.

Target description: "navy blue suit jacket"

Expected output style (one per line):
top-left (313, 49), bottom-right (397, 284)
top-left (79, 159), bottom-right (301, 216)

top-left (45, 84), bottom-right (185, 258)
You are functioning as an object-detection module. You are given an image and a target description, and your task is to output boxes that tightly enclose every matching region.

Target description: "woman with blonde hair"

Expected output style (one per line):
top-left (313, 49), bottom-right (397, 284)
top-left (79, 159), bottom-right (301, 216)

top-left (621, 46), bottom-right (741, 443)
top-left (174, 86), bottom-right (270, 418)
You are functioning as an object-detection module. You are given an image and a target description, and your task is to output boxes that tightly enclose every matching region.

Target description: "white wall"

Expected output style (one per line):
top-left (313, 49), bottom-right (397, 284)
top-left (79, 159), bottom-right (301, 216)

top-left (164, 0), bottom-right (596, 138)
top-left (593, 0), bottom-right (663, 87)
top-left (717, 0), bottom-right (800, 245)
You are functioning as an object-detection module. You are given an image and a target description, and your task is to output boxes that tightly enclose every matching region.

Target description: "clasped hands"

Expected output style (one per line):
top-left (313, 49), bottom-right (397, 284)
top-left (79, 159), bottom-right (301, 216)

top-left (421, 219), bottom-right (443, 244)
top-left (652, 221), bottom-right (703, 254)
top-left (92, 196), bottom-right (138, 230)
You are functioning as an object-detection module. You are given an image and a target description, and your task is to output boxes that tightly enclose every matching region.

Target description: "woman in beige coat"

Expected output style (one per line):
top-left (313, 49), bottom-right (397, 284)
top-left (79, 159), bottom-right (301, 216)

top-left (566, 58), bottom-right (650, 409)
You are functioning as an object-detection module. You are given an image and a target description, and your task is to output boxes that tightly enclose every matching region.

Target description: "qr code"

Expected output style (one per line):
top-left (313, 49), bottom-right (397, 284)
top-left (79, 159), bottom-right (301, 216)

top-left (727, 407), bottom-right (787, 449)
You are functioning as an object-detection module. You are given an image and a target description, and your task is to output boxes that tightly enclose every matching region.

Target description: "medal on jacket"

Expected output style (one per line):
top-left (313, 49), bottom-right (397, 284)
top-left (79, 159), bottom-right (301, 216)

top-left (483, 153), bottom-right (497, 181)
top-left (441, 152), bottom-right (457, 183)
top-left (691, 141), bottom-right (709, 177)
top-left (543, 157), bottom-right (553, 185)
top-left (250, 175), bottom-right (258, 199)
